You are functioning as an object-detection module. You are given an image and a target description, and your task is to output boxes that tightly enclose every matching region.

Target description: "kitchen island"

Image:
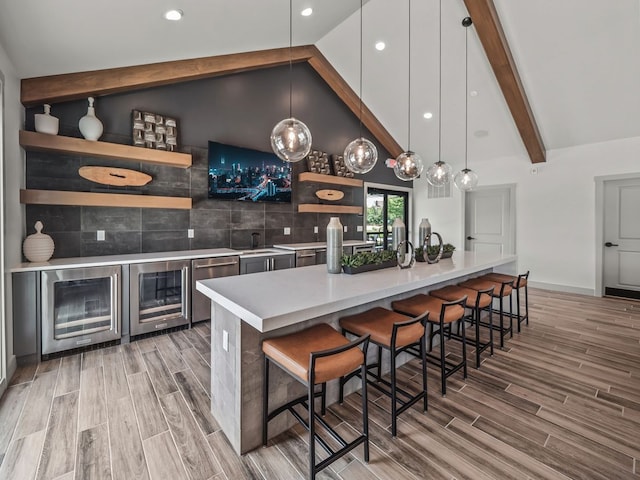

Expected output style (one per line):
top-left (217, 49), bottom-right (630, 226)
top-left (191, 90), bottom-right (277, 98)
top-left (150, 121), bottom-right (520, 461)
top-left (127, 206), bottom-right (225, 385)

top-left (196, 251), bottom-right (517, 454)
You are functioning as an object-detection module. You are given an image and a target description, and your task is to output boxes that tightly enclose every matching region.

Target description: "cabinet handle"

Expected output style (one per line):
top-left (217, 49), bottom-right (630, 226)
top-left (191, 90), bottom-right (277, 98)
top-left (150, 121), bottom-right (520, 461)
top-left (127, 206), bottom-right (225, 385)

top-left (111, 273), bottom-right (118, 335)
top-left (181, 266), bottom-right (189, 320)
top-left (194, 261), bottom-right (238, 269)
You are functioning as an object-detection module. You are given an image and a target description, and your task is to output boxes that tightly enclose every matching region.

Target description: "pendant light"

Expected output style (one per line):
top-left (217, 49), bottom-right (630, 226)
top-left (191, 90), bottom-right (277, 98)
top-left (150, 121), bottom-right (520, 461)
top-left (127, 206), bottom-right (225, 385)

top-left (394, 0), bottom-right (424, 182)
top-left (453, 17), bottom-right (479, 191)
top-left (425, 0), bottom-right (453, 187)
top-left (270, 0), bottom-right (312, 163)
top-left (344, 0), bottom-right (378, 174)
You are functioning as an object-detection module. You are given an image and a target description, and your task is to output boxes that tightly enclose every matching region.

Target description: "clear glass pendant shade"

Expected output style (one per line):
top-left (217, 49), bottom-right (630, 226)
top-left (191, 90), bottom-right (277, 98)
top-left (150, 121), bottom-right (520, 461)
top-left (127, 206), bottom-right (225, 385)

top-left (394, 151), bottom-right (424, 181)
top-left (453, 168), bottom-right (478, 191)
top-left (425, 160), bottom-right (452, 187)
top-left (344, 137), bottom-right (378, 174)
top-left (270, 117), bottom-right (312, 163)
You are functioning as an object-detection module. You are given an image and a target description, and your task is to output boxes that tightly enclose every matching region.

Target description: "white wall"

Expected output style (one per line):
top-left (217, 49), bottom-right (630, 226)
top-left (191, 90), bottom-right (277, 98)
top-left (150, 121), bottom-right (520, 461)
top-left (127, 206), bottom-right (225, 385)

top-left (0, 39), bottom-right (24, 379)
top-left (413, 136), bottom-right (640, 294)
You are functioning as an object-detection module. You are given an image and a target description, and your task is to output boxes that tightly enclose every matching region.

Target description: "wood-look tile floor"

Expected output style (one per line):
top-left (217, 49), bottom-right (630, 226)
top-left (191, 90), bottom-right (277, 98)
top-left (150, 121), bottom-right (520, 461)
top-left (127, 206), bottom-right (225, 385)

top-left (1, 288), bottom-right (640, 479)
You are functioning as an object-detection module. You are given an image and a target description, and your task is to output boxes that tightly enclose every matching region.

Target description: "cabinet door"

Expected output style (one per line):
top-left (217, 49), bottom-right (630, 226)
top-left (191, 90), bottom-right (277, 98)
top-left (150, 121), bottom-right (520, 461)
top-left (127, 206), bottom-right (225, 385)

top-left (272, 255), bottom-right (294, 271)
top-left (240, 257), bottom-right (268, 275)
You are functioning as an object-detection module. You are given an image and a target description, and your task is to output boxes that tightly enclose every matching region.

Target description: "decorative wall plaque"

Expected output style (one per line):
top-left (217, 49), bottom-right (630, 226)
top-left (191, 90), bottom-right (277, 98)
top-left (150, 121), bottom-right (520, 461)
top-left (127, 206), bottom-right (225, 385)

top-left (132, 110), bottom-right (178, 151)
top-left (331, 154), bottom-right (355, 178)
top-left (306, 149), bottom-right (331, 175)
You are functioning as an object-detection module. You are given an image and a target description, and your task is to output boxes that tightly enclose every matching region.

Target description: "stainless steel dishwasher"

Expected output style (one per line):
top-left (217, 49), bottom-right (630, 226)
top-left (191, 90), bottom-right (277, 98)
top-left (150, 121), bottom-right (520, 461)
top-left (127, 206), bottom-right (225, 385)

top-left (191, 256), bottom-right (240, 323)
top-left (295, 249), bottom-right (317, 267)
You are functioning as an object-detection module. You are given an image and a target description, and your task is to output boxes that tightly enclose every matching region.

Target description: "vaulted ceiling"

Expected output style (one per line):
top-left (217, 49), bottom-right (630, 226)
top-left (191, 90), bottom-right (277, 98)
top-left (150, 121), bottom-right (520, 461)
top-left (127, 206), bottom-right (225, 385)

top-left (1, 0), bottom-right (638, 168)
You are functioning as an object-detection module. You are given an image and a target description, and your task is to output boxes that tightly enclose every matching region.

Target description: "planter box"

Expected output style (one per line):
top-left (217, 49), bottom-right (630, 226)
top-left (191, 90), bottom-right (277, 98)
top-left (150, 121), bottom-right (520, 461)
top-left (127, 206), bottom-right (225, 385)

top-left (415, 251), bottom-right (454, 262)
top-left (342, 260), bottom-right (397, 274)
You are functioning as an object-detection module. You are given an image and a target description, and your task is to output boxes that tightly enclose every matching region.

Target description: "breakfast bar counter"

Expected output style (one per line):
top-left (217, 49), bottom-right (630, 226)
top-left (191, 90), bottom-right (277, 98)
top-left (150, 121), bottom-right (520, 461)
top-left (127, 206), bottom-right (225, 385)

top-left (196, 251), bottom-right (517, 454)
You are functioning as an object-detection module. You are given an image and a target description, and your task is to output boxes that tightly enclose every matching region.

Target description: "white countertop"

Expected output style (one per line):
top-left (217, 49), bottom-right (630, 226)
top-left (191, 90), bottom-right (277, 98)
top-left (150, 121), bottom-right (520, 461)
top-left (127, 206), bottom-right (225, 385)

top-left (273, 240), bottom-right (375, 251)
top-left (196, 251), bottom-right (517, 333)
top-left (11, 248), bottom-right (242, 273)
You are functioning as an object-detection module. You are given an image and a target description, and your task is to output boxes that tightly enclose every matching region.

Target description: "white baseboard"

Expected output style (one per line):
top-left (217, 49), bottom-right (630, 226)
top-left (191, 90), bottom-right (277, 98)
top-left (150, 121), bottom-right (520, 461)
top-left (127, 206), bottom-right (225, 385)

top-left (528, 281), bottom-right (595, 296)
top-left (6, 354), bottom-right (17, 383)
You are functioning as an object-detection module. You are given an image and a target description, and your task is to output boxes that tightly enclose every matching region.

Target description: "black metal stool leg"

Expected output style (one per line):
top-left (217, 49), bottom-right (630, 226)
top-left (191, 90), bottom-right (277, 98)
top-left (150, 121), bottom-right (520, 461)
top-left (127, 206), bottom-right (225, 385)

top-left (474, 305), bottom-right (481, 368)
top-left (489, 305), bottom-right (494, 356)
top-left (509, 294), bottom-right (514, 338)
top-left (439, 320), bottom-right (446, 396)
top-left (262, 356), bottom-right (269, 447)
top-left (516, 287), bottom-right (522, 333)
top-left (308, 371), bottom-right (316, 480)
top-left (461, 318), bottom-right (468, 379)
top-left (390, 345), bottom-right (398, 436)
top-left (360, 362), bottom-right (369, 462)
top-left (498, 295), bottom-right (505, 348)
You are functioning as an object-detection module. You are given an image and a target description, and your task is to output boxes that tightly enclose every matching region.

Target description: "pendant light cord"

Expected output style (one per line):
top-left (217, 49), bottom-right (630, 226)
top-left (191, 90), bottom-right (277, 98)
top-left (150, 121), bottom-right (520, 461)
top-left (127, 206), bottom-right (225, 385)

top-left (464, 18), bottom-right (468, 170)
top-left (407, 0), bottom-right (412, 150)
top-left (359, 0), bottom-right (364, 137)
top-left (437, 0), bottom-right (442, 163)
top-left (289, 0), bottom-right (293, 118)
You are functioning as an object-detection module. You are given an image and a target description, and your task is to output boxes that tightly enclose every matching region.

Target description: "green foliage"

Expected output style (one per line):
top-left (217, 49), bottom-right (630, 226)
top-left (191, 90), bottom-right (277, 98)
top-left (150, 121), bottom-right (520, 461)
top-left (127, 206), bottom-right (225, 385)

top-left (366, 196), bottom-right (406, 230)
top-left (416, 243), bottom-right (455, 258)
top-left (341, 250), bottom-right (397, 267)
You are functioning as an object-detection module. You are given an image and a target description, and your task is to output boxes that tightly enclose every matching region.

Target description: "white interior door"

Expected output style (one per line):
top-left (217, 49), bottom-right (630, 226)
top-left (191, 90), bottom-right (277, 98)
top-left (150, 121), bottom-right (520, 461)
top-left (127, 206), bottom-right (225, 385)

top-left (464, 186), bottom-right (514, 254)
top-left (603, 178), bottom-right (640, 299)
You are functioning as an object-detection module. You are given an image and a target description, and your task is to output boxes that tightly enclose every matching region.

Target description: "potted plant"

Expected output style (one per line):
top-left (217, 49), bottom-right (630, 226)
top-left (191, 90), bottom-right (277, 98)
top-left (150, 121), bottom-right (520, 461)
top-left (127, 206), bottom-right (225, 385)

top-left (341, 250), bottom-right (397, 274)
top-left (415, 243), bottom-right (456, 262)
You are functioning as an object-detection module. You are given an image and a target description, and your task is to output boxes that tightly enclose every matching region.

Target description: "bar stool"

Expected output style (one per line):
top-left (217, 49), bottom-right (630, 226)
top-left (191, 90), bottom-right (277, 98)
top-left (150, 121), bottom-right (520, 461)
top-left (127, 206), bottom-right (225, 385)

top-left (429, 284), bottom-right (494, 368)
top-left (338, 307), bottom-right (428, 437)
top-left (262, 324), bottom-right (370, 479)
top-left (459, 276), bottom-right (513, 348)
top-left (391, 295), bottom-right (467, 396)
top-left (481, 271), bottom-right (530, 332)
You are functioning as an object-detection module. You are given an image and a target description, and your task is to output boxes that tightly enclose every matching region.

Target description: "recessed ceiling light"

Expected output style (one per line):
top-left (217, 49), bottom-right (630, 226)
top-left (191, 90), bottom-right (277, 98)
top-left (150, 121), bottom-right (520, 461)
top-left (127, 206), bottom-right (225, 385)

top-left (301, 7), bottom-right (313, 16)
top-left (470, 90), bottom-right (478, 97)
top-left (375, 41), bottom-right (386, 51)
top-left (423, 112), bottom-right (433, 119)
top-left (164, 9), bottom-right (183, 21)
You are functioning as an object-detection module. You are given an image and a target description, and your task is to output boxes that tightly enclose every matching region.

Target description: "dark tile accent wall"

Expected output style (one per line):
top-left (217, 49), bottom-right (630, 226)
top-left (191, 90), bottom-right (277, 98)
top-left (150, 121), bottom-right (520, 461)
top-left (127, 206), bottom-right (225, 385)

top-left (24, 63), bottom-right (405, 259)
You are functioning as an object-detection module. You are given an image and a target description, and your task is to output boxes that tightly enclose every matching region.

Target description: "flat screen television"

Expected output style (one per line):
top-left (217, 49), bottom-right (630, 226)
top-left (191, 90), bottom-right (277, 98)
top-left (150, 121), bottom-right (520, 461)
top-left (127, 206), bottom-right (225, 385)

top-left (208, 141), bottom-right (292, 203)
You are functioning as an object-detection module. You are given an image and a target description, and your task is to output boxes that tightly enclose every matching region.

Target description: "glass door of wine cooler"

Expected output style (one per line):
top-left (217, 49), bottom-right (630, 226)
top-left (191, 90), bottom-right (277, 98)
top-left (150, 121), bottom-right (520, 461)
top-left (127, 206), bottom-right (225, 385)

top-left (42, 265), bottom-right (121, 355)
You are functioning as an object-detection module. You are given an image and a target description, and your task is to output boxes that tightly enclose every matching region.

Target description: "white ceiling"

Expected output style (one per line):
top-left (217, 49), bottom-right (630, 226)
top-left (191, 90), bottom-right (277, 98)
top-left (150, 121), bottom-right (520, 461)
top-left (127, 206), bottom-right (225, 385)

top-left (0, 0), bottom-right (638, 165)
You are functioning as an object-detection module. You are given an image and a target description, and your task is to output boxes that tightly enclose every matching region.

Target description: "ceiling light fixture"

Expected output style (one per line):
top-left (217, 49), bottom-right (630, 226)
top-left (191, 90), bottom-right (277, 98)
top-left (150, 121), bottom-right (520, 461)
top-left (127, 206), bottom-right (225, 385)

top-left (343, 0), bottom-right (378, 174)
top-left (394, 0), bottom-right (424, 182)
top-left (301, 7), bottom-right (313, 16)
top-left (423, 112), bottom-right (433, 119)
top-left (426, 0), bottom-right (452, 187)
top-left (375, 41), bottom-right (386, 51)
top-left (454, 16), bottom-right (479, 191)
top-left (270, 0), bottom-right (312, 163)
top-left (164, 9), bottom-right (183, 21)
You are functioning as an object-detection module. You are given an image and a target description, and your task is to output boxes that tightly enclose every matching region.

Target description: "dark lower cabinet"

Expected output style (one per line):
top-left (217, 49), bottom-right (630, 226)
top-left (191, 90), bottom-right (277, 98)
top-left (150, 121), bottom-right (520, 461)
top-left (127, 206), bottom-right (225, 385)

top-left (240, 254), bottom-right (295, 274)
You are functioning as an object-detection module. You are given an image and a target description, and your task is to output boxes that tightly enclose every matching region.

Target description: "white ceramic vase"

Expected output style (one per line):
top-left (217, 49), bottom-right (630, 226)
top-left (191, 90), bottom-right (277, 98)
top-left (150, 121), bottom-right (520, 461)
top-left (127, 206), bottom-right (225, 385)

top-left (34, 104), bottom-right (59, 135)
top-left (23, 221), bottom-right (55, 262)
top-left (79, 97), bottom-right (103, 141)
top-left (326, 217), bottom-right (343, 274)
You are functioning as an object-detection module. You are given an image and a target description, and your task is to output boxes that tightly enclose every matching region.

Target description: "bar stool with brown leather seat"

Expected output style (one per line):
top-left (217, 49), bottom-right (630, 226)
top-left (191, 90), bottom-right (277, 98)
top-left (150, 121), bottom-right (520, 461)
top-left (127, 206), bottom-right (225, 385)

top-left (429, 284), bottom-right (494, 368)
top-left (481, 271), bottom-right (530, 332)
top-left (338, 307), bottom-right (429, 437)
top-left (390, 295), bottom-right (467, 396)
top-left (262, 323), bottom-right (370, 480)
top-left (459, 276), bottom-right (514, 348)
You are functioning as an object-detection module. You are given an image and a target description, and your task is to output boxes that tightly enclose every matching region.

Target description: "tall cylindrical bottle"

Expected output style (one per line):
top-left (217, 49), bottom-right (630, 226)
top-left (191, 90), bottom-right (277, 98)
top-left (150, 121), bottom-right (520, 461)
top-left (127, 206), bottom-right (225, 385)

top-left (326, 217), bottom-right (343, 274)
top-left (418, 218), bottom-right (432, 246)
top-left (391, 218), bottom-right (406, 252)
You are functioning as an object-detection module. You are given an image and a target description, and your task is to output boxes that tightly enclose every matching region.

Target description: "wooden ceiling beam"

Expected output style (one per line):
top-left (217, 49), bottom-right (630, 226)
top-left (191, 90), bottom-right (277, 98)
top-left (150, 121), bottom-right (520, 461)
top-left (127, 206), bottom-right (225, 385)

top-left (20, 45), bottom-right (403, 158)
top-left (463, 0), bottom-right (546, 163)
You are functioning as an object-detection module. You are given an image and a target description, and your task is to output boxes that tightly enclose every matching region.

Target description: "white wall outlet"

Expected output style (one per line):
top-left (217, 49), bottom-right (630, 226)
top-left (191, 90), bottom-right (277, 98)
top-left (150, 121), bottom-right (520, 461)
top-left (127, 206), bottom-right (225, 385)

top-left (357, 225), bottom-right (363, 232)
top-left (284, 227), bottom-right (291, 235)
top-left (223, 330), bottom-right (229, 352)
top-left (96, 230), bottom-right (105, 241)
top-left (343, 225), bottom-right (348, 233)
top-left (314, 226), bottom-right (318, 234)
top-left (188, 228), bottom-right (195, 238)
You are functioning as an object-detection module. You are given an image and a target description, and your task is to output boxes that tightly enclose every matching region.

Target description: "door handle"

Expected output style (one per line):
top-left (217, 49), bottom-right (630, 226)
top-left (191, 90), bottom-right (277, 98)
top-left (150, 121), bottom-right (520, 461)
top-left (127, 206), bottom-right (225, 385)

top-left (467, 236), bottom-right (476, 240)
top-left (604, 242), bottom-right (619, 247)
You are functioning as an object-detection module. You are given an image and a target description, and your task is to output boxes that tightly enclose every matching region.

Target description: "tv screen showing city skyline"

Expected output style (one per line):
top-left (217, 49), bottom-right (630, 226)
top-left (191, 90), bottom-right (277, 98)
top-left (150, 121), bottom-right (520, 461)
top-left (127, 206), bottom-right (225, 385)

top-left (208, 141), bottom-right (292, 203)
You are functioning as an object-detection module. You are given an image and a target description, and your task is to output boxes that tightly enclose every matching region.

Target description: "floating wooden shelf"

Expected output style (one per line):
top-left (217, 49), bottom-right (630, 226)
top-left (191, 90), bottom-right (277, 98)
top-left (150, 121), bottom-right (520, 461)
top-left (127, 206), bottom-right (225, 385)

top-left (20, 189), bottom-right (192, 210)
top-left (298, 204), bottom-right (363, 215)
top-left (298, 172), bottom-right (363, 188)
top-left (19, 130), bottom-right (192, 169)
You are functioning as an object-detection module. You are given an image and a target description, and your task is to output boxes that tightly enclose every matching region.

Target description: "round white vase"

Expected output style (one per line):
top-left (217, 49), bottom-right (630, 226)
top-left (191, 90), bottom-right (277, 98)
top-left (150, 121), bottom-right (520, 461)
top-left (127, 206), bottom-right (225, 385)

top-left (23, 221), bottom-right (55, 262)
top-left (79, 97), bottom-right (103, 141)
top-left (34, 104), bottom-right (59, 135)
